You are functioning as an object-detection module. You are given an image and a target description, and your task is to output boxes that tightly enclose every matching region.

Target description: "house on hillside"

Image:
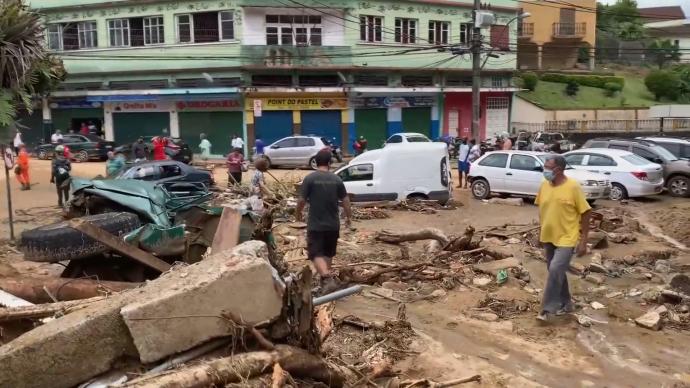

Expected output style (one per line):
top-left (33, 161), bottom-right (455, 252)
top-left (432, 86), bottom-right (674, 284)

top-left (641, 7), bottom-right (690, 62)
top-left (517, 0), bottom-right (596, 70)
top-left (21, 0), bottom-right (521, 153)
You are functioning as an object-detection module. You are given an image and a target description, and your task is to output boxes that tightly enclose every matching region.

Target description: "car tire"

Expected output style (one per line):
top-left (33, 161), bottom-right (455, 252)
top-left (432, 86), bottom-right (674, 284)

top-left (667, 176), bottom-right (690, 198)
top-left (309, 157), bottom-right (318, 170)
top-left (609, 183), bottom-right (628, 201)
top-left (37, 150), bottom-right (49, 160)
top-left (20, 212), bottom-right (141, 263)
top-left (75, 150), bottom-right (89, 163)
top-left (471, 178), bottom-right (491, 200)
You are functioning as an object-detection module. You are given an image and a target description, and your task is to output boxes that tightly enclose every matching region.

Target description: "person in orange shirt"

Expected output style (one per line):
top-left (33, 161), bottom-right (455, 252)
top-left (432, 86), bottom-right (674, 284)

top-left (15, 144), bottom-right (30, 190)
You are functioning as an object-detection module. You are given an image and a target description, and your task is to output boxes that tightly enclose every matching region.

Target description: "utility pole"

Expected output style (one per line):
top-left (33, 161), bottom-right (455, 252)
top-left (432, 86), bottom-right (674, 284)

top-left (471, 0), bottom-right (482, 141)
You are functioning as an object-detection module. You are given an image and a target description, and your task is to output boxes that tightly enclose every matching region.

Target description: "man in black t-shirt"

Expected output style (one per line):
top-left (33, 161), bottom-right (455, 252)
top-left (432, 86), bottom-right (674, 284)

top-left (296, 150), bottom-right (352, 293)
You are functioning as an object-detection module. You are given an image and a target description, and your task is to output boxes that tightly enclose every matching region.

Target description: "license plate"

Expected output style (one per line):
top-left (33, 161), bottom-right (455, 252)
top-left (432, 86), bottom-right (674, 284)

top-left (106, 145), bottom-right (113, 149)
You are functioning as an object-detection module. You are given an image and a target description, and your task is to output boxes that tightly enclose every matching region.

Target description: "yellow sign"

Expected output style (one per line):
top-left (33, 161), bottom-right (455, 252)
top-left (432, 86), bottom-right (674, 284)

top-left (246, 97), bottom-right (348, 111)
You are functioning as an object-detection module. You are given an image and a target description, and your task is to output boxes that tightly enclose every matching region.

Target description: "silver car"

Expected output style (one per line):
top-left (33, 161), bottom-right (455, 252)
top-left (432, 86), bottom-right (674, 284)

top-left (263, 136), bottom-right (330, 169)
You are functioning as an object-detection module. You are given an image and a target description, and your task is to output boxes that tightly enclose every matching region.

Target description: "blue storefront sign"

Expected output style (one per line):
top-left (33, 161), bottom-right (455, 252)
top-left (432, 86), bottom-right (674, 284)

top-left (352, 96), bottom-right (435, 109)
top-left (50, 100), bottom-right (102, 109)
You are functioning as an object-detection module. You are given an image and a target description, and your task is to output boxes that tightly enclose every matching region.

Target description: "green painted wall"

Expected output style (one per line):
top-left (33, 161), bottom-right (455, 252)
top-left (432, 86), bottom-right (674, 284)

top-left (354, 109), bottom-right (387, 150)
top-left (179, 111), bottom-right (242, 156)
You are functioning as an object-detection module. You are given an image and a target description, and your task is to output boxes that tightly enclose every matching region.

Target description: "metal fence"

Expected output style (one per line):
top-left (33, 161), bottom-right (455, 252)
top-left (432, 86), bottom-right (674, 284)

top-left (512, 119), bottom-right (690, 133)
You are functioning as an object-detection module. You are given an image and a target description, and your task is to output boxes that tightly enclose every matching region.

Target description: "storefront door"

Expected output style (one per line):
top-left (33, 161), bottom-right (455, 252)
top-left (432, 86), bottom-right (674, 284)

top-left (354, 109), bottom-right (387, 150)
top-left (401, 107), bottom-right (432, 138)
top-left (301, 110), bottom-right (342, 146)
top-left (179, 111), bottom-right (242, 155)
top-left (255, 111), bottom-right (293, 146)
top-left (113, 112), bottom-right (170, 145)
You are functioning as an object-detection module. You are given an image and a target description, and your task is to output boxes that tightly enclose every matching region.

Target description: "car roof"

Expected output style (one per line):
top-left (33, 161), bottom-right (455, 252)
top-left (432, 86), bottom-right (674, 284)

top-left (639, 137), bottom-right (690, 144)
top-left (567, 148), bottom-right (633, 156)
top-left (389, 133), bottom-right (428, 137)
top-left (586, 138), bottom-right (658, 146)
top-left (130, 160), bottom-right (186, 167)
top-left (483, 150), bottom-right (549, 156)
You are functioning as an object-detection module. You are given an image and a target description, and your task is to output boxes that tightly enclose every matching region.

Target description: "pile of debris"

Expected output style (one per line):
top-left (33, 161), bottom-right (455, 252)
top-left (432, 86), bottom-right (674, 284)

top-left (393, 198), bottom-right (460, 214)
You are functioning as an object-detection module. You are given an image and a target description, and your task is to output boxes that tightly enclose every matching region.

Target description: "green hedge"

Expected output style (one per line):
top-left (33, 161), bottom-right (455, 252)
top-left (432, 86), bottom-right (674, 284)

top-left (539, 73), bottom-right (625, 89)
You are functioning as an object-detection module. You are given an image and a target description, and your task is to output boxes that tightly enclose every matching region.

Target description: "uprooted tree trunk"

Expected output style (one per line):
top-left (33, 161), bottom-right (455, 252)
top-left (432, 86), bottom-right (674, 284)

top-left (376, 226), bottom-right (477, 254)
top-left (123, 345), bottom-right (356, 388)
top-left (0, 296), bottom-right (105, 321)
top-left (0, 277), bottom-right (140, 303)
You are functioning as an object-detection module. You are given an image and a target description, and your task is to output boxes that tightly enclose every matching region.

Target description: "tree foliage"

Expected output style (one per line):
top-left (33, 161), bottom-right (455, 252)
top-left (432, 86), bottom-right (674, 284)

top-left (645, 70), bottom-right (680, 101)
top-left (0, 0), bottom-right (65, 127)
top-left (520, 72), bottom-right (539, 91)
top-left (565, 80), bottom-right (580, 96)
top-left (596, 0), bottom-right (645, 41)
top-left (646, 39), bottom-right (681, 69)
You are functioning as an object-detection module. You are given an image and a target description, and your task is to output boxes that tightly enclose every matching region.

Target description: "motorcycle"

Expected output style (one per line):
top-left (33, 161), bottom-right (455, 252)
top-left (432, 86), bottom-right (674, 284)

top-left (324, 137), bottom-right (343, 162)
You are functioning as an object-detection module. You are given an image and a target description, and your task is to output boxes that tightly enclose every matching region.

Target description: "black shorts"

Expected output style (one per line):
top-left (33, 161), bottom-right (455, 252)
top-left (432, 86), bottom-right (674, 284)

top-left (307, 230), bottom-right (339, 261)
top-left (229, 172), bottom-right (242, 184)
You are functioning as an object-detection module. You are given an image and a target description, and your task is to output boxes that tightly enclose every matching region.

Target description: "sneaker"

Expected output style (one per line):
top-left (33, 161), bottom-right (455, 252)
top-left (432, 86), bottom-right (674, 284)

top-left (536, 312), bottom-right (551, 322)
top-left (319, 277), bottom-right (344, 296)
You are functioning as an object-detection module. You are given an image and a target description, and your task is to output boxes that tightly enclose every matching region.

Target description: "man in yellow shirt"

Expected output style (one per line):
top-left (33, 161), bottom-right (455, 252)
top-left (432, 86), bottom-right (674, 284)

top-left (535, 155), bottom-right (591, 321)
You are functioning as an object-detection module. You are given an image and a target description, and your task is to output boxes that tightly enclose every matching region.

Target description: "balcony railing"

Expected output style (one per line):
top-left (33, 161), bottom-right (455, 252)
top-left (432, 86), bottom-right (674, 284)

top-left (518, 22), bottom-right (534, 38)
top-left (552, 22), bottom-right (586, 38)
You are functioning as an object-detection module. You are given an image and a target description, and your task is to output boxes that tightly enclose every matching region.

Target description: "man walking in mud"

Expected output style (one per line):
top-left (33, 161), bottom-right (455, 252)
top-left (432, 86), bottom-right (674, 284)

top-left (535, 155), bottom-right (591, 321)
top-left (295, 149), bottom-right (352, 294)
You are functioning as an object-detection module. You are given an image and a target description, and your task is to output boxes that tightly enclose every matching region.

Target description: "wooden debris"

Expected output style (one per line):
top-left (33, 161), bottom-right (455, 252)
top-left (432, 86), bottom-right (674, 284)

top-left (271, 363), bottom-right (288, 388)
top-left (123, 345), bottom-right (351, 388)
top-left (0, 296), bottom-right (105, 321)
top-left (211, 206), bottom-right (242, 253)
top-left (0, 277), bottom-right (140, 303)
top-left (376, 228), bottom-right (449, 247)
top-left (400, 374), bottom-right (482, 387)
top-left (315, 303), bottom-right (335, 342)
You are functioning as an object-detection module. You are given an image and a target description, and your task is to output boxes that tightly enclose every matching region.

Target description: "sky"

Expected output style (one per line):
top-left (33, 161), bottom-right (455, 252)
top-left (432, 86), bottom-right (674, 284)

top-left (598, 0), bottom-right (690, 16)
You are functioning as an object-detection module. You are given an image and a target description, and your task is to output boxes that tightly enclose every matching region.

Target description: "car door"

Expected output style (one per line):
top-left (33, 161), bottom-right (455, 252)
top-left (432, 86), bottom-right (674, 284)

top-left (505, 154), bottom-right (544, 195)
top-left (338, 163), bottom-right (381, 201)
top-left (293, 137), bottom-right (316, 165)
top-left (268, 138), bottom-right (297, 165)
top-left (475, 153), bottom-right (509, 191)
top-left (583, 153), bottom-right (618, 178)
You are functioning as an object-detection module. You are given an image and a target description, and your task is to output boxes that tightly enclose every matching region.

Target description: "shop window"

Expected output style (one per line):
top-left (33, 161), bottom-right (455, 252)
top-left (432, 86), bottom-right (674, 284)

top-left (299, 75), bottom-right (340, 87)
top-left (360, 15), bottom-right (383, 42)
top-left (395, 18), bottom-right (417, 44)
top-left (265, 15), bottom-right (322, 46)
top-left (176, 11), bottom-right (235, 43)
top-left (47, 21), bottom-right (96, 50)
top-left (428, 21), bottom-right (449, 45)
top-left (251, 75), bottom-right (293, 87)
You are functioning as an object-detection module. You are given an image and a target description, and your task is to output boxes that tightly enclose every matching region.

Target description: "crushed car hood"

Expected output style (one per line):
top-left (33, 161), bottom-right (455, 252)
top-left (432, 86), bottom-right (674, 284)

top-left (71, 178), bottom-right (171, 227)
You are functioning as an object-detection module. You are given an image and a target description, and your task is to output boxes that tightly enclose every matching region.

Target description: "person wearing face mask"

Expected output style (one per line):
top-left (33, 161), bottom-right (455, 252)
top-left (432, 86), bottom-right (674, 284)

top-left (535, 155), bottom-right (591, 322)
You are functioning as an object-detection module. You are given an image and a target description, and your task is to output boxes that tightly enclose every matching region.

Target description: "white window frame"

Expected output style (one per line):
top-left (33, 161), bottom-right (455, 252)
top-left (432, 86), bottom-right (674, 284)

top-left (395, 18), bottom-right (417, 44)
top-left (108, 19), bottom-right (130, 47)
top-left (487, 96), bottom-right (510, 110)
top-left (460, 23), bottom-right (472, 46)
top-left (265, 15), bottom-right (323, 46)
top-left (77, 21), bottom-right (98, 49)
top-left (144, 16), bottom-right (165, 45)
top-left (219, 11), bottom-right (235, 41)
top-left (360, 15), bottom-right (383, 43)
top-left (429, 20), bottom-right (449, 45)
top-left (176, 14), bottom-right (194, 43)
top-left (47, 24), bottom-right (64, 51)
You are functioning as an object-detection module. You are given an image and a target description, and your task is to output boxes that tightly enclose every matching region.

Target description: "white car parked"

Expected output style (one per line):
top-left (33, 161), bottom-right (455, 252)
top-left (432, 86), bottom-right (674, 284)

top-left (468, 151), bottom-right (611, 202)
top-left (384, 132), bottom-right (431, 146)
top-left (563, 149), bottom-right (665, 200)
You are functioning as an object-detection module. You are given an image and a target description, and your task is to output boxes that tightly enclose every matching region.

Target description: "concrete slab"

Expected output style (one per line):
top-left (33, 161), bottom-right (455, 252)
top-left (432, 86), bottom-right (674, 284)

top-left (473, 257), bottom-right (521, 275)
top-left (121, 241), bottom-right (285, 363)
top-left (0, 291), bottom-right (139, 388)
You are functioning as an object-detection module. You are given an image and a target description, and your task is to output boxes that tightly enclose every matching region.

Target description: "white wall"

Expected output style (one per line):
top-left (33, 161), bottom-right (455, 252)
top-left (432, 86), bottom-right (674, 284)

top-left (513, 97), bottom-right (549, 123)
top-left (242, 7), bottom-right (345, 46)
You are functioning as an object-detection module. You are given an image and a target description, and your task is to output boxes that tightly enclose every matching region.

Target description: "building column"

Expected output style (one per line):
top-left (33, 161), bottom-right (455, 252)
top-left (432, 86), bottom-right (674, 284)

top-left (386, 107), bottom-right (402, 137)
top-left (588, 47), bottom-right (596, 70)
top-left (292, 110), bottom-right (301, 135)
top-left (169, 110), bottom-right (180, 138)
top-left (245, 111), bottom-right (255, 152)
top-left (341, 109), bottom-right (353, 154)
top-left (103, 103), bottom-right (114, 141)
top-left (537, 45), bottom-right (543, 70)
top-left (41, 97), bottom-right (53, 142)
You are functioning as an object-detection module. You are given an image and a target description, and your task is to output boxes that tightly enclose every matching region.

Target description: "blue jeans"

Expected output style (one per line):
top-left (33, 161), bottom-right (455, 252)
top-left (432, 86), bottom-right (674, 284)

top-left (541, 243), bottom-right (575, 314)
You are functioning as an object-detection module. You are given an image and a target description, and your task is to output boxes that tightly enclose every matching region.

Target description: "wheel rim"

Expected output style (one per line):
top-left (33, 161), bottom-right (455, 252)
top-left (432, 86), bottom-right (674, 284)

top-left (77, 151), bottom-right (88, 162)
top-left (670, 179), bottom-right (688, 196)
top-left (610, 186), bottom-right (623, 201)
top-left (38, 151), bottom-right (46, 159)
top-left (310, 159), bottom-right (317, 169)
top-left (473, 182), bottom-right (487, 198)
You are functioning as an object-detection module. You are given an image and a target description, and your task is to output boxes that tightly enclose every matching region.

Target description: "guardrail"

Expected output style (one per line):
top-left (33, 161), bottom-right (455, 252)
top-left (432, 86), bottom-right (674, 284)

top-left (512, 119), bottom-right (690, 133)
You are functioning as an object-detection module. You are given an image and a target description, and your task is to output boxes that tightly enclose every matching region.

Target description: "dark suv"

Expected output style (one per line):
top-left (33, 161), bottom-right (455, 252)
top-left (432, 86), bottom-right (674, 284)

top-left (582, 138), bottom-right (690, 197)
top-left (36, 134), bottom-right (115, 162)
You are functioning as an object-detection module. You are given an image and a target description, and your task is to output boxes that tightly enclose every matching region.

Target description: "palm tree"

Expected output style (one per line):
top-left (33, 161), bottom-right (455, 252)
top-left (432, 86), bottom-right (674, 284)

top-left (0, 0), bottom-right (64, 127)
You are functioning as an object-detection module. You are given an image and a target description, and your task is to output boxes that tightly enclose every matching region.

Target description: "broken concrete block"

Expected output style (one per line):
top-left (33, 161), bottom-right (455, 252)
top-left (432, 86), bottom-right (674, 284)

top-left (570, 262), bottom-right (586, 275)
top-left (655, 260), bottom-right (671, 274)
top-left (472, 276), bottom-right (492, 287)
top-left (590, 301), bottom-right (606, 310)
top-left (653, 305), bottom-right (668, 316)
top-left (121, 241), bottom-right (284, 363)
top-left (0, 291), bottom-right (138, 388)
top-left (588, 263), bottom-right (609, 274)
top-left (605, 291), bottom-right (623, 299)
top-left (382, 281), bottom-right (408, 291)
top-left (585, 274), bottom-right (605, 285)
top-left (635, 311), bottom-right (662, 331)
top-left (623, 255), bottom-right (638, 265)
top-left (473, 257), bottom-right (521, 276)
top-left (472, 312), bottom-right (499, 322)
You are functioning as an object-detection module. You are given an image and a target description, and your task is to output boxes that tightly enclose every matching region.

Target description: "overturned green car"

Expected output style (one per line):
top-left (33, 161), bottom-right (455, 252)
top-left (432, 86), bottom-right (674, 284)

top-left (20, 179), bottom-right (270, 281)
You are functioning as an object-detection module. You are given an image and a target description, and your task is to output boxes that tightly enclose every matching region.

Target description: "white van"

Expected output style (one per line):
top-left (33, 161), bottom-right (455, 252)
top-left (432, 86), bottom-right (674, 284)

top-left (335, 142), bottom-right (452, 204)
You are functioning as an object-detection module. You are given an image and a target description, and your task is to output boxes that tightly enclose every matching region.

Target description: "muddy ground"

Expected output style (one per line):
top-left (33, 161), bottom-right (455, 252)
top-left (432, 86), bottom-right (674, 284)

top-left (1, 160), bottom-right (690, 387)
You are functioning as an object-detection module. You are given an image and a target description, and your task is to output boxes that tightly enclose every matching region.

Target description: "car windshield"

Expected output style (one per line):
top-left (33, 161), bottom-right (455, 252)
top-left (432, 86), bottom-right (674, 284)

top-left (406, 136), bottom-right (430, 143)
top-left (537, 154), bottom-right (574, 169)
top-left (649, 145), bottom-right (678, 161)
top-left (622, 154), bottom-right (652, 166)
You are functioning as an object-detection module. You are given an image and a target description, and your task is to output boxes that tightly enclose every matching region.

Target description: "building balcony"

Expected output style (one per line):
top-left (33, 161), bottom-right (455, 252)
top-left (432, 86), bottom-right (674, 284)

top-left (552, 22), bottom-right (586, 39)
top-left (241, 45), bottom-right (353, 68)
top-left (518, 23), bottom-right (534, 39)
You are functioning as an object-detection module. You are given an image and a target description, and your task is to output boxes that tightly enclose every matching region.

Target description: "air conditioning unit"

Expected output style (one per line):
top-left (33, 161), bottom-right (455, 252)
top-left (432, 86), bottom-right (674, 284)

top-left (475, 11), bottom-right (495, 28)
